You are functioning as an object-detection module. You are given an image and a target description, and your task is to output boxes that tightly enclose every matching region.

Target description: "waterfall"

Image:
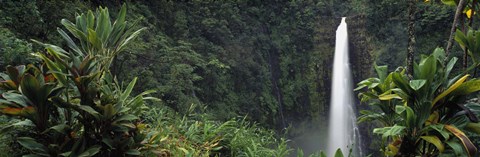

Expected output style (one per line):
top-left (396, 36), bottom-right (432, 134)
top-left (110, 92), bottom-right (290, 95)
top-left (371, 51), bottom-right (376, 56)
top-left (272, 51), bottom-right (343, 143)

top-left (327, 17), bottom-right (361, 156)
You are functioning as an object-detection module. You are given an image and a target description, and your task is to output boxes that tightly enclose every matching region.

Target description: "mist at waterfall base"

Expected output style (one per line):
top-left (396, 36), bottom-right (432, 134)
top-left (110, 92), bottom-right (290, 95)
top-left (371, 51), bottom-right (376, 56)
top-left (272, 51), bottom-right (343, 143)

top-left (327, 17), bottom-right (362, 156)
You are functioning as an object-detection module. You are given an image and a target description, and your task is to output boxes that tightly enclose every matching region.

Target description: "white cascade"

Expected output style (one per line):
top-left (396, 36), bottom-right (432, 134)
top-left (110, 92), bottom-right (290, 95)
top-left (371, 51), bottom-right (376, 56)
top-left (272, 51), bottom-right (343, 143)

top-left (327, 17), bottom-right (362, 157)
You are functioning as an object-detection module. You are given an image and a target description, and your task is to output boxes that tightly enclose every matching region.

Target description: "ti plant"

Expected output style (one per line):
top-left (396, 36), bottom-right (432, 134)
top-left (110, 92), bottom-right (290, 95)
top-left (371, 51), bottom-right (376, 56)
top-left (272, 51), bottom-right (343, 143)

top-left (455, 27), bottom-right (480, 69)
top-left (0, 4), bottom-right (155, 157)
top-left (356, 48), bottom-right (480, 156)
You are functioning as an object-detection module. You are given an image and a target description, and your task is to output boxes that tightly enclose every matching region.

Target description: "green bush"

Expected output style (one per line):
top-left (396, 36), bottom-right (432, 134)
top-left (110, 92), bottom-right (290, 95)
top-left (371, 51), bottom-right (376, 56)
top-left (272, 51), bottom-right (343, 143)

top-left (0, 27), bottom-right (36, 69)
top-left (0, 4), bottom-right (152, 156)
top-left (142, 104), bottom-right (293, 157)
top-left (356, 48), bottom-right (480, 156)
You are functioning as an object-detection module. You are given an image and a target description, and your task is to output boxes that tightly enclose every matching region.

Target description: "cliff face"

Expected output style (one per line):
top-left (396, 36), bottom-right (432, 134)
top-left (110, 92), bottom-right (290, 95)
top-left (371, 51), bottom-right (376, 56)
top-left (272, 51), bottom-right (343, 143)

top-left (288, 15), bottom-right (374, 154)
top-left (306, 15), bottom-right (373, 129)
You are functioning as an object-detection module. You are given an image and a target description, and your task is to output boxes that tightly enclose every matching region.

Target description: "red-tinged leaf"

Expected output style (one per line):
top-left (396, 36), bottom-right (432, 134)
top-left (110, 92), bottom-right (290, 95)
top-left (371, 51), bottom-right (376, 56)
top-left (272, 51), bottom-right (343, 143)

top-left (1, 106), bottom-right (35, 116)
top-left (44, 74), bottom-right (56, 83)
top-left (0, 80), bottom-right (17, 90)
top-left (2, 107), bottom-right (22, 115)
top-left (22, 106), bottom-right (35, 115)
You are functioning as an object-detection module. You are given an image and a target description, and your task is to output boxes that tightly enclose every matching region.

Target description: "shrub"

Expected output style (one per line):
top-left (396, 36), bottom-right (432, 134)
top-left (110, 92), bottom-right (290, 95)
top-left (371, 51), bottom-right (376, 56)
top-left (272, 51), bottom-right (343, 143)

top-left (142, 104), bottom-right (292, 157)
top-left (356, 48), bottom-right (480, 156)
top-left (0, 4), bottom-right (152, 156)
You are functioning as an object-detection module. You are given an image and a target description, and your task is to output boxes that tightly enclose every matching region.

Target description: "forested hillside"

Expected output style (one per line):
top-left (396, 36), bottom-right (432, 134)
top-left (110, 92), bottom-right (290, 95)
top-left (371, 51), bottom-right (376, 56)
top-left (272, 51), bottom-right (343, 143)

top-left (0, 0), bottom-right (466, 156)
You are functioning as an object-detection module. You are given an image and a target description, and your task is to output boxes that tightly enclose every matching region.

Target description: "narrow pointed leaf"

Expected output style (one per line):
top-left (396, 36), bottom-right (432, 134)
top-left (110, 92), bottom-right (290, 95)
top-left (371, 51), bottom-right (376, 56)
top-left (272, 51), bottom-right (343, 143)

top-left (120, 77), bottom-right (137, 103)
top-left (445, 124), bottom-right (478, 157)
top-left (420, 136), bottom-right (445, 152)
top-left (433, 74), bottom-right (469, 106)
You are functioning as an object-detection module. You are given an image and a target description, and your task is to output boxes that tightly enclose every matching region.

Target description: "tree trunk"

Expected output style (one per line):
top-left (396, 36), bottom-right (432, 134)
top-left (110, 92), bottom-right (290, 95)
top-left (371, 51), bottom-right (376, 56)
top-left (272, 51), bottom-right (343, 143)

top-left (445, 0), bottom-right (467, 60)
top-left (469, 0), bottom-right (477, 75)
top-left (406, 0), bottom-right (416, 77)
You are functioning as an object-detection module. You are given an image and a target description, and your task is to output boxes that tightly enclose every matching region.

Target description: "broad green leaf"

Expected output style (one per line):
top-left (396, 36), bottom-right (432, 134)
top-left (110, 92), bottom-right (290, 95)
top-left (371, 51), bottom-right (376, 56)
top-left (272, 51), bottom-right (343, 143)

top-left (46, 124), bottom-right (68, 134)
top-left (77, 105), bottom-right (99, 119)
top-left (432, 47), bottom-right (446, 62)
top-left (334, 148), bottom-right (344, 157)
top-left (392, 72), bottom-right (412, 94)
top-left (409, 79), bottom-right (426, 91)
top-left (78, 145), bottom-right (101, 157)
top-left (17, 137), bottom-right (49, 155)
top-left (421, 136), bottom-right (445, 152)
top-left (12, 119), bottom-right (35, 127)
top-left (417, 55), bottom-right (437, 81)
top-left (354, 84), bottom-right (367, 91)
top-left (2, 92), bottom-right (29, 107)
top-left (116, 4), bottom-right (127, 24)
top-left (87, 28), bottom-right (101, 49)
top-left (405, 106), bottom-right (415, 127)
top-left (320, 151), bottom-right (327, 157)
top-left (455, 29), bottom-right (468, 50)
top-left (446, 139), bottom-right (468, 157)
top-left (433, 74), bottom-right (469, 106)
top-left (125, 149), bottom-right (141, 155)
top-left (373, 125), bottom-right (406, 140)
top-left (375, 64), bottom-right (388, 82)
top-left (430, 124), bottom-right (450, 139)
top-left (60, 151), bottom-right (71, 157)
top-left (395, 105), bottom-right (405, 113)
top-left (445, 57), bottom-right (458, 79)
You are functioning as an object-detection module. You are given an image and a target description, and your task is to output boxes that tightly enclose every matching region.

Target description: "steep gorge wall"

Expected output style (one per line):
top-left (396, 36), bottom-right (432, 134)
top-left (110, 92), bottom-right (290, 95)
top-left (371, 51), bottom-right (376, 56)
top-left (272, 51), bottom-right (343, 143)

top-left (289, 15), bottom-right (374, 154)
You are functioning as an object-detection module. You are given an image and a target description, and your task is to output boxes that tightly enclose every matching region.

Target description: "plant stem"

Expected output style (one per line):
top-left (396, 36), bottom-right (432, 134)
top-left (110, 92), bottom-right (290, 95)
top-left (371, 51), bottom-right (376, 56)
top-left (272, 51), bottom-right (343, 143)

top-left (406, 0), bottom-right (416, 77)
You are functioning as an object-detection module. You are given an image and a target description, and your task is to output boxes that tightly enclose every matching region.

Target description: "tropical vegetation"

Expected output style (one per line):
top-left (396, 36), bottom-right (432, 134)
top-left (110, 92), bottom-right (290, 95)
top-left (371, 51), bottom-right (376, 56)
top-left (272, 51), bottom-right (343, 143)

top-left (1, 0), bottom-right (480, 156)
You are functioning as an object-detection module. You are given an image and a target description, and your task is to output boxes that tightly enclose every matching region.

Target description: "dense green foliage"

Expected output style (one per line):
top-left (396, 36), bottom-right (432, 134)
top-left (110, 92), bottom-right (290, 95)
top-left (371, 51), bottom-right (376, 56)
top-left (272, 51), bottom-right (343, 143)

top-left (0, 5), bottom-right (151, 156)
top-left (0, 3), bottom-right (314, 157)
top-left (357, 48), bottom-right (480, 156)
top-left (1, 0), bottom-right (477, 156)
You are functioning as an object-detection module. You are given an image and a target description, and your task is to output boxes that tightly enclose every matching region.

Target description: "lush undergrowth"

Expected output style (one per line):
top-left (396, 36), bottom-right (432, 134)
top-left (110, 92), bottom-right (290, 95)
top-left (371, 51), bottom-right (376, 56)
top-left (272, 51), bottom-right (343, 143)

top-left (0, 4), bottom-right (331, 156)
top-left (140, 104), bottom-right (291, 156)
top-left (0, 105), bottom-right (296, 157)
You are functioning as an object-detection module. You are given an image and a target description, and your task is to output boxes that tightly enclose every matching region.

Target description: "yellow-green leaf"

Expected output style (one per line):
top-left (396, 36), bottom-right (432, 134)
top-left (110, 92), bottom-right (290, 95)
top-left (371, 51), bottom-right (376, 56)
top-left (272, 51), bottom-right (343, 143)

top-left (425, 111), bottom-right (439, 125)
top-left (379, 94), bottom-right (402, 101)
top-left (465, 123), bottom-right (480, 134)
top-left (441, 0), bottom-right (456, 6)
top-left (451, 79), bottom-right (480, 96)
top-left (432, 74), bottom-right (469, 106)
top-left (420, 136), bottom-right (445, 153)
